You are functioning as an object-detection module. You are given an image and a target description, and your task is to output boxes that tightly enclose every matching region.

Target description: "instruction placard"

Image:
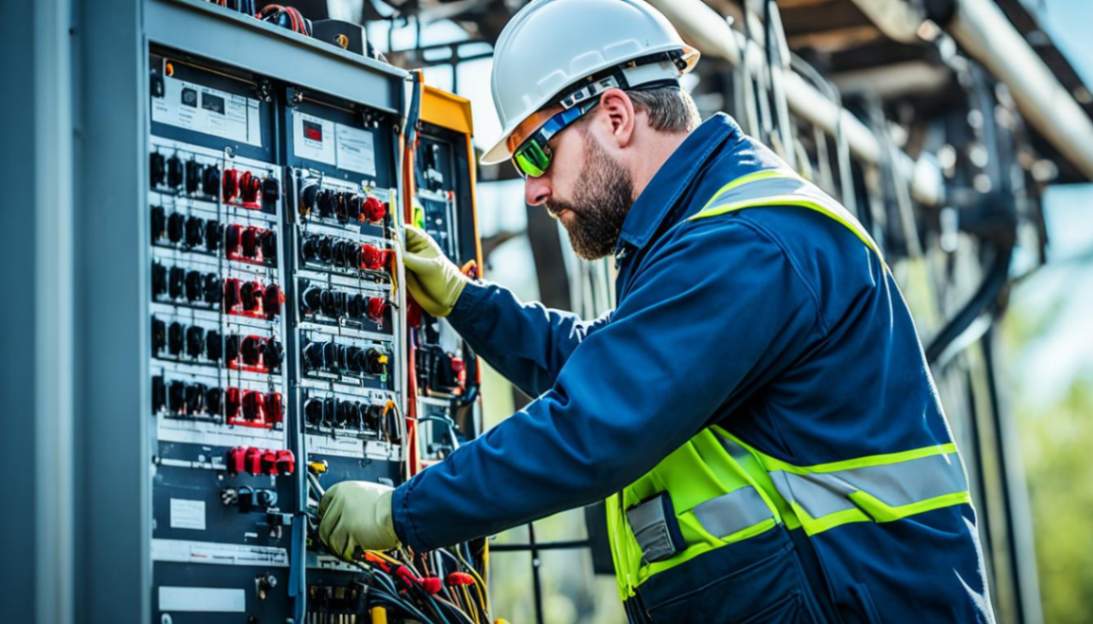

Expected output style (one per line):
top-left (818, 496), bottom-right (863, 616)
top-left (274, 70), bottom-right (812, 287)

top-left (151, 75), bottom-right (262, 146)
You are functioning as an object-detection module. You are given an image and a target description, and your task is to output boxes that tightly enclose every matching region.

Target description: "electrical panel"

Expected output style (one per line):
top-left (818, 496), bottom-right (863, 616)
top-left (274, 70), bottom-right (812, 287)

top-left (143, 6), bottom-right (485, 621)
top-left (409, 86), bottom-right (484, 466)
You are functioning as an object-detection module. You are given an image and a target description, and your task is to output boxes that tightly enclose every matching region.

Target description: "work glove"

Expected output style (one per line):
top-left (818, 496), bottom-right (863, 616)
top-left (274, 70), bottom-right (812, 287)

top-left (318, 481), bottom-right (400, 560)
top-left (403, 225), bottom-right (469, 317)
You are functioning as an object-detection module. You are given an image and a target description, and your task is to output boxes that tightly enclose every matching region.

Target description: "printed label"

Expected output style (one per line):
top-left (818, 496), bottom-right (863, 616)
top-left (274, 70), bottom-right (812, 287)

top-left (169, 498), bottom-right (206, 531)
top-left (151, 75), bottom-right (262, 146)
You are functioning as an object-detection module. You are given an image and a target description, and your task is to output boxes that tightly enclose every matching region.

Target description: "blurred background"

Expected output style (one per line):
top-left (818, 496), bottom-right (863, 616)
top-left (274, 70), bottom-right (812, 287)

top-left (3, 0), bottom-right (1091, 622)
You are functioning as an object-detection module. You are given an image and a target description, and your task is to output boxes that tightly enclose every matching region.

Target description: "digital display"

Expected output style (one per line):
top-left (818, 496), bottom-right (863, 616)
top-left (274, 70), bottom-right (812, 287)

top-left (303, 120), bottom-right (323, 142)
top-left (201, 92), bottom-right (226, 115)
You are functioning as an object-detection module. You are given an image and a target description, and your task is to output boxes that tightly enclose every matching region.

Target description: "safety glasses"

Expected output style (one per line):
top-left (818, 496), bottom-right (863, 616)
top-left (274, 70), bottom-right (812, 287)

top-left (511, 99), bottom-right (599, 178)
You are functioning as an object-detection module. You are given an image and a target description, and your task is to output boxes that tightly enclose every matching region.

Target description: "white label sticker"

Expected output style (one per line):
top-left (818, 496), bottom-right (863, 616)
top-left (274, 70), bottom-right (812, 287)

top-left (335, 123), bottom-right (376, 176)
top-left (152, 75), bottom-right (262, 146)
top-left (152, 538), bottom-right (290, 567)
top-left (169, 498), bottom-right (206, 531)
top-left (159, 586), bottom-right (245, 613)
top-left (293, 112), bottom-right (336, 165)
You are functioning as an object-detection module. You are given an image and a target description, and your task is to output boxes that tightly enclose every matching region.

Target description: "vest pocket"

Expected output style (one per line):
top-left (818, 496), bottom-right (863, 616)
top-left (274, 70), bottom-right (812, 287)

top-left (637, 527), bottom-right (824, 623)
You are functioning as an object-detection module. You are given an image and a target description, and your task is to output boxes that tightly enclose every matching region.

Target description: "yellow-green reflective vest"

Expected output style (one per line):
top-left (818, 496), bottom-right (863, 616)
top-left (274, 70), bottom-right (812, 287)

top-left (604, 168), bottom-right (972, 600)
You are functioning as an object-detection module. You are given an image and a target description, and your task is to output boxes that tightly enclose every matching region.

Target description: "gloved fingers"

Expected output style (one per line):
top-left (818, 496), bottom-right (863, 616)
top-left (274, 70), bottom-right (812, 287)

top-left (318, 482), bottom-right (341, 517)
top-left (404, 226), bottom-right (435, 255)
top-left (401, 250), bottom-right (435, 274)
top-left (318, 494), bottom-right (344, 546)
top-left (405, 272), bottom-right (430, 305)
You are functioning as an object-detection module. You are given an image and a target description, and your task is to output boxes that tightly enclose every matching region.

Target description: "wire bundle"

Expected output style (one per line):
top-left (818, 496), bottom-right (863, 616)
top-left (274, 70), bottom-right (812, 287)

top-left (257, 4), bottom-right (312, 36)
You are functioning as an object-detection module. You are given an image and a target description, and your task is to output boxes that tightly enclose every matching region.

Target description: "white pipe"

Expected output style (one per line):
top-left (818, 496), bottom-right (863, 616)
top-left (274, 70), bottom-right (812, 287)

top-left (645, 0), bottom-right (943, 206)
top-left (947, 0), bottom-right (1093, 180)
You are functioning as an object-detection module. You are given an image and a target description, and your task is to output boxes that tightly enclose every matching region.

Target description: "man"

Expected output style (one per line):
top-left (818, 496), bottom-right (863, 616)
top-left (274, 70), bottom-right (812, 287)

top-left (318, 0), bottom-right (994, 621)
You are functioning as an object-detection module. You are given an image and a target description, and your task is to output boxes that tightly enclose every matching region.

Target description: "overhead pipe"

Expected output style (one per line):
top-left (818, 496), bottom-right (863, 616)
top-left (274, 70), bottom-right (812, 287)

top-left (645, 0), bottom-right (944, 206)
top-left (945, 0), bottom-right (1093, 180)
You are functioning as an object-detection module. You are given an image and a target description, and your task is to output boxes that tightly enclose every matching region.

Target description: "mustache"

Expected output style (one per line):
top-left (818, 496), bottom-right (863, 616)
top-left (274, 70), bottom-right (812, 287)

top-left (545, 200), bottom-right (581, 219)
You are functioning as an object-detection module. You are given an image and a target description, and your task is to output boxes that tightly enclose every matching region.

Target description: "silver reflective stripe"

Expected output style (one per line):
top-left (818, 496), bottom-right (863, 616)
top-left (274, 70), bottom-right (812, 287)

top-left (691, 487), bottom-right (774, 537)
top-left (698, 174), bottom-right (882, 257)
top-left (769, 452), bottom-right (968, 520)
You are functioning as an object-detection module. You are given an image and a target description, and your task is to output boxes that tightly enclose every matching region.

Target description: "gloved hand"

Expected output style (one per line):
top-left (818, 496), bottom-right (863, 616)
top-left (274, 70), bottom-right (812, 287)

top-left (403, 225), bottom-right (469, 317)
top-left (318, 481), bottom-right (400, 560)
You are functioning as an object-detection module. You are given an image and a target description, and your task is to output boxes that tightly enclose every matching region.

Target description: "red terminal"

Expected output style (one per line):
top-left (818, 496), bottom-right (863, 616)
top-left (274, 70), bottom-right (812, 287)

top-left (362, 194), bottom-right (386, 223)
top-left (239, 171), bottom-right (262, 208)
top-left (420, 577), bottom-right (443, 595)
top-left (359, 244), bottom-right (387, 271)
top-left (241, 390), bottom-right (265, 421)
top-left (261, 449), bottom-right (280, 475)
top-left (227, 446), bottom-right (247, 475)
top-left (275, 449), bottom-right (295, 475)
top-left (225, 387), bottom-right (242, 419)
top-left (366, 297), bottom-right (387, 322)
top-left (241, 281), bottom-right (265, 312)
top-left (446, 572), bottom-right (475, 587)
top-left (222, 168), bottom-right (240, 203)
top-left (245, 446), bottom-right (264, 475)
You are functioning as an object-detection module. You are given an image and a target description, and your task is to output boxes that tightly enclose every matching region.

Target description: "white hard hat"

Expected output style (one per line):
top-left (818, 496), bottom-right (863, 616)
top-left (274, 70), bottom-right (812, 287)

top-left (481, 0), bottom-right (699, 165)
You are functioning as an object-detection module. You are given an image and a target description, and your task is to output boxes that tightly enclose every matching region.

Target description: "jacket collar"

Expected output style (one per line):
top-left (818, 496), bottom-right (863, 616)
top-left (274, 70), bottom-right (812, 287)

top-left (615, 113), bottom-right (741, 256)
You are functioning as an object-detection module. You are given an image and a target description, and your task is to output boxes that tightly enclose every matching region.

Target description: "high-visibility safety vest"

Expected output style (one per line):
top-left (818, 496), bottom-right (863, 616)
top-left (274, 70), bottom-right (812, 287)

top-left (604, 168), bottom-right (972, 601)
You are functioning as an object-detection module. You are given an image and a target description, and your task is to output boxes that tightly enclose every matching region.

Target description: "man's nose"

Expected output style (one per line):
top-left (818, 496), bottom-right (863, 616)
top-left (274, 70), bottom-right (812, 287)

top-left (525, 175), bottom-right (551, 206)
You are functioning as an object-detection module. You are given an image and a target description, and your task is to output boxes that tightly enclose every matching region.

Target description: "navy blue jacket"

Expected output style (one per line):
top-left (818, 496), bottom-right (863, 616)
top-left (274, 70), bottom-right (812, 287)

top-left (392, 114), bottom-right (991, 621)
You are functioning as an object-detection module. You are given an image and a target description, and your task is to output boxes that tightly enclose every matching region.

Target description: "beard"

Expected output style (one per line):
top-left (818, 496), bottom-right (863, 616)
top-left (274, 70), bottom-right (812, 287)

top-left (544, 136), bottom-right (633, 260)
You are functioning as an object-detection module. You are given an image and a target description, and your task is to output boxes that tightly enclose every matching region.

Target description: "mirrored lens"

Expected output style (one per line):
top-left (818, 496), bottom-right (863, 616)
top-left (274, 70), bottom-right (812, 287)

top-left (514, 140), bottom-right (550, 178)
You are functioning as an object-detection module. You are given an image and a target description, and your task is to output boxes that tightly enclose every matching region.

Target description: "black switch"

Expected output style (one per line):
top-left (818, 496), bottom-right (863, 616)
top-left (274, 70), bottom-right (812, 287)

top-left (206, 387), bottom-right (223, 416)
top-left (300, 184), bottom-right (319, 216)
top-left (241, 227), bottom-right (259, 258)
top-left (152, 262), bottom-right (167, 297)
top-left (168, 266), bottom-right (185, 299)
top-left (167, 322), bottom-right (184, 356)
top-left (346, 194), bottom-right (362, 222)
top-left (202, 165), bottom-right (221, 197)
top-left (259, 230), bottom-right (277, 263)
top-left (365, 348), bottom-right (388, 376)
top-left (301, 286), bottom-right (322, 313)
top-left (152, 375), bottom-right (166, 413)
top-left (226, 335), bottom-right (240, 362)
top-left (332, 240), bottom-right (352, 268)
top-left (347, 294), bottom-right (366, 319)
top-left (316, 189), bottom-right (335, 218)
top-left (151, 206), bottom-right (166, 242)
top-left (322, 341), bottom-right (339, 372)
top-left (203, 274), bottom-right (222, 305)
top-left (323, 397), bottom-right (337, 425)
top-left (345, 346), bottom-right (363, 373)
top-left (301, 235), bottom-right (320, 262)
top-left (240, 281), bottom-right (263, 311)
top-left (317, 236), bottom-right (334, 264)
top-left (185, 160), bottom-right (202, 194)
top-left (167, 380), bottom-right (185, 413)
top-left (150, 152), bottom-right (167, 188)
top-left (205, 329), bottom-right (222, 362)
top-left (304, 398), bottom-right (324, 426)
top-left (151, 317), bottom-right (166, 354)
top-left (240, 336), bottom-right (262, 366)
top-left (185, 382), bottom-right (206, 414)
top-left (302, 342), bottom-right (324, 370)
top-left (335, 192), bottom-right (350, 222)
top-left (261, 176), bottom-right (279, 208)
top-left (336, 400), bottom-right (357, 427)
top-left (185, 325), bottom-right (205, 358)
top-left (184, 216), bottom-right (204, 248)
top-left (167, 213), bottom-right (185, 243)
top-left (184, 270), bottom-right (203, 302)
top-left (166, 155), bottom-right (184, 189)
top-left (263, 339), bottom-right (284, 370)
top-left (320, 289), bottom-right (345, 318)
top-left (205, 220), bottom-right (221, 252)
top-left (262, 285), bottom-right (282, 318)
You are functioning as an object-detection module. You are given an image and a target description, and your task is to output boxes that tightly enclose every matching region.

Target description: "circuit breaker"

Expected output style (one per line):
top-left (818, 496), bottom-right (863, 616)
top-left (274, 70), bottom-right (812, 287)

top-left (140, 3), bottom-right (486, 621)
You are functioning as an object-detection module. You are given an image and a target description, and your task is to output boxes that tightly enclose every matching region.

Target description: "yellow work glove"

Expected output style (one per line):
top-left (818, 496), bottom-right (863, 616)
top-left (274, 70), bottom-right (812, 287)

top-left (318, 481), bottom-right (400, 560)
top-left (403, 225), bottom-right (469, 317)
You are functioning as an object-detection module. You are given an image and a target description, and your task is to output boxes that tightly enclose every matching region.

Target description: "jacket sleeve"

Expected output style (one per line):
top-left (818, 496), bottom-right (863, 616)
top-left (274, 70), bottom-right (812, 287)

top-left (445, 281), bottom-right (612, 398)
top-left (392, 219), bottom-right (822, 550)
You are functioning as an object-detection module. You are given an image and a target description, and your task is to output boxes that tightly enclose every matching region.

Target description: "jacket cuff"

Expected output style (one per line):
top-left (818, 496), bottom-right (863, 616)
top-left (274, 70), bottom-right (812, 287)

top-left (391, 478), bottom-right (427, 550)
top-left (446, 280), bottom-right (490, 335)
